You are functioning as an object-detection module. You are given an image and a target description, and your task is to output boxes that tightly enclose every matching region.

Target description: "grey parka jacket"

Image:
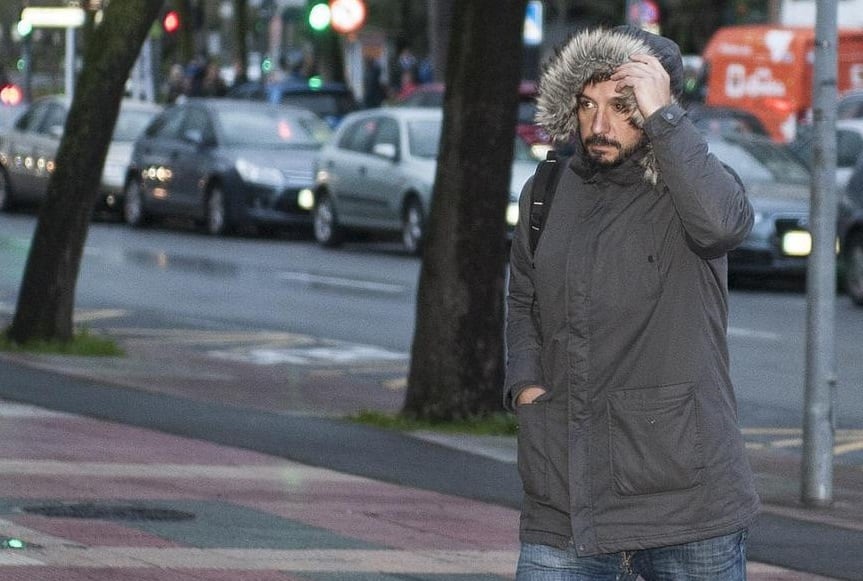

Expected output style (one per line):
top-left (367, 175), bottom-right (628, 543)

top-left (504, 28), bottom-right (761, 557)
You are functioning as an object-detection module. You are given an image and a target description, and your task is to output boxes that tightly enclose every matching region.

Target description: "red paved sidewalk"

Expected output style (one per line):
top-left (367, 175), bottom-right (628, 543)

top-left (0, 398), bottom-right (836, 580)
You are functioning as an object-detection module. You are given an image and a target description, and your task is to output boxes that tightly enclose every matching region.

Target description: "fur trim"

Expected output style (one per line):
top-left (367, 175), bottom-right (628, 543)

top-left (536, 28), bottom-right (679, 185)
top-left (536, 29), bottom-right (649, 144)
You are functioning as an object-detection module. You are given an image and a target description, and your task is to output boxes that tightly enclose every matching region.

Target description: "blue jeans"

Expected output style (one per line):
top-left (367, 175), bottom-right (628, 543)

top-left (516, 530), bottom-right (748, 581)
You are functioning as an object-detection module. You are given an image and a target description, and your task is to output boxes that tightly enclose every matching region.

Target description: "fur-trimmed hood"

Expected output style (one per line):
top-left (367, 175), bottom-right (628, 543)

top-left (536, 26), bottom-right (684, 185)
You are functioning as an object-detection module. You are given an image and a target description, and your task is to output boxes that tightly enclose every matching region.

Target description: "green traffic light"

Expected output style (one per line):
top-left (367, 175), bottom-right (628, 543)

top-left (16, 58), bottom-right (25, 72)
top-left (17, 19), bottom-right (33, 37)
top-left (308, 3), bottom-right (331, 31)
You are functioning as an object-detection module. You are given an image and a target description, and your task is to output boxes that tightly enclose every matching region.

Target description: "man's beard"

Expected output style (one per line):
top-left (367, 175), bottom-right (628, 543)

top-left (582, 134), bottom-right (647, 171)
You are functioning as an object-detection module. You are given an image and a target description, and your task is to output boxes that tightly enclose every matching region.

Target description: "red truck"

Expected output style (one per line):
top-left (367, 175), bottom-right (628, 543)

top-left (703, 25), bottom-right (863, 142)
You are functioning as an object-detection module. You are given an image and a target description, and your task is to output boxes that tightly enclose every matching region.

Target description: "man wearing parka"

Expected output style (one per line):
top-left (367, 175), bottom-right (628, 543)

top-left (505, 26), bottom-right (761, 579)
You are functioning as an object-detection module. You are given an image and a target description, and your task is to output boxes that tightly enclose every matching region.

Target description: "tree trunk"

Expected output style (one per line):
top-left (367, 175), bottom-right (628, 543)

top-left (7, 0), bottom-right (163, 345)
top-left (403, 0), bottom-right (528, 421)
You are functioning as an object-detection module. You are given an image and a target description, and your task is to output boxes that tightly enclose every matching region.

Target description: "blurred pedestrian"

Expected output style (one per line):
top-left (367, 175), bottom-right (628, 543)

top-left (505, 26), bottom-right (760, 580)
top-left (362, 55), bottom-right (386, 109)
top-left (165, 63), bottom-right (186, 103)
top-left (200, 61), bottom-right (227, 97)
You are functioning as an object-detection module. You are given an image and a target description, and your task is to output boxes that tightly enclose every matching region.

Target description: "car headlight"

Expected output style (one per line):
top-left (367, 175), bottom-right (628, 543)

top-left (507, 201), bottom-right (519, 227)
top-left (298, 188), bottom-right (314, 210)
top-left (782, 230), bottom-right (811, 257)
top-left (236, 158), bottom-right (285, 188)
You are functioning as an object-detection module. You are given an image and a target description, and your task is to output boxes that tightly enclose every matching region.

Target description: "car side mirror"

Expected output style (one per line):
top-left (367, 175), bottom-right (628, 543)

top-left (48, 125), bottom-right (64, 139)
top-left (372, 142), bottom-right (397, 160)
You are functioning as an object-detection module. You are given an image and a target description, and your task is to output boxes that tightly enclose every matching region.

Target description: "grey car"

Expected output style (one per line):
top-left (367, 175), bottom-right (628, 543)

top-left (311, 107), bottom-right (535, 255)
top-left (708, 133), bottom-right (813, 278)
top-left (839, 154), bottom-right (863, 305)
top-left (123, 98), bottom-right (331, 235)
top-left (0, 95), bottom-right (161, 214)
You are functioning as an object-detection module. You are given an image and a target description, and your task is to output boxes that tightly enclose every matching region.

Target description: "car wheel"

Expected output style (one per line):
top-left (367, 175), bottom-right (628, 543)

top-left (402, 198), bottom-right (425, 256)
top-left (123, 180), bottom-right (149, 227)
top-left (845, 232), bottom-right (863, 306)
top-left (205, 186), bottom-right (231, 236)
top-left (313, 193), bottom-right (344, 247)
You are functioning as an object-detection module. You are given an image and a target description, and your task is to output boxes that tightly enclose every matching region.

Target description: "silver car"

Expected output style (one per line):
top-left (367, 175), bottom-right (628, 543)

top-left (312, 107), bottom-right (535, 254)
top-left (0, 95), bottom-right (161, 214)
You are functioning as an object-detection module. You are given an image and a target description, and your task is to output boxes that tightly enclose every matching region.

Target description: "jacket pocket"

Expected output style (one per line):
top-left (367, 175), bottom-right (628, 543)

top-left (607, 381), bottom-right (702, 496)
top-left (516, 400), bottom-right (549, 501)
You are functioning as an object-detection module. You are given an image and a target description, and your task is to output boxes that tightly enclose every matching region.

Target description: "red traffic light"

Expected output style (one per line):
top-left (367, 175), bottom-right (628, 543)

top-left (0, 84), bottom-right (23, 106)
top-left (162, 10), bottom-right (180, 34)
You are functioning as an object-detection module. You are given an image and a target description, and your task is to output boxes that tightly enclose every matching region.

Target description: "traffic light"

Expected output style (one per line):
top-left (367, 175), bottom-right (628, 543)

top-left (307, 1), bottom-right (330, 32)
top-left (162, 9), bottom-right (180, 34)
top-left (16, 18), bottom-right (33, 38)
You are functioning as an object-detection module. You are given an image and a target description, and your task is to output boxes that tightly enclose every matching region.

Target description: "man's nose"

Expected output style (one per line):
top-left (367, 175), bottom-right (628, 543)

top-left (591, 108), bottom-right (610, 134)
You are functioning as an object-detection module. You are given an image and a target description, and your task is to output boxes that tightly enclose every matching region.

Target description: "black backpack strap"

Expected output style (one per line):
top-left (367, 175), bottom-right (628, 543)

top-left (529, 150), bottom-right (565, 255)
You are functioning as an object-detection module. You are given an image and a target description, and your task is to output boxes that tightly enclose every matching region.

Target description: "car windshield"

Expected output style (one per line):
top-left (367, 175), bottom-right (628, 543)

top-left (708, 137), bottom-right (810, 185)
top-left (113, 109), bottom-right (157, 142)
top-left (407, 119), bottom-right (442, 158)
top-left (217, 109), bottom-right (331, 147)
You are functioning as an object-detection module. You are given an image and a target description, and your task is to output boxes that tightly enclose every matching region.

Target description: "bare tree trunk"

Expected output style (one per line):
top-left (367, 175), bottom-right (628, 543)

top-left (7, 0), bottom-right (163, 345)
top-left (403, 0), bottom-right (528, 421)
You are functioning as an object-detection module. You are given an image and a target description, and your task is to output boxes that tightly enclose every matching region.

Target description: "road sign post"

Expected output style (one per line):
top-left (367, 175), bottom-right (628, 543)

top-left (802, 0), bottom-right (838, 508)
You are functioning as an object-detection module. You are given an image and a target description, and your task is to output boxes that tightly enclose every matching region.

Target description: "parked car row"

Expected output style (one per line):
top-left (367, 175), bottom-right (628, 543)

top-left (3, 92), bottom-right (863, 305)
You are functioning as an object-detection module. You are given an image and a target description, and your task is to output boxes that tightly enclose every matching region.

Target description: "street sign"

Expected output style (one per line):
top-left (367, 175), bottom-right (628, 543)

top-left (330, 0), bottom-right (366, 35)
top-left (20, 7), bottom-right (86, 29)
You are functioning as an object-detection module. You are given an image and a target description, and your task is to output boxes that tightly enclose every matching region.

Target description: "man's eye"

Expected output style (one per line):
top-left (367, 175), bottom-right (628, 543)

top-left (612, 102), bottom-right (628, 113)
top-left (578, 101), bottom-right (594, 110)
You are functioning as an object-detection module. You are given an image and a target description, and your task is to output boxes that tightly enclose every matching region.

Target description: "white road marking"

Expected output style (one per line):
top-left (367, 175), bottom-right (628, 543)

top-left (277, 271), bottom-right (406, 294)
top-left (209, 344), bottom-right (408, 366)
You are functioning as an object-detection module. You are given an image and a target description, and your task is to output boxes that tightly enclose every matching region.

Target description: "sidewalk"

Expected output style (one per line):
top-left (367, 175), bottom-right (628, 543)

top-left (0, 322), bottom-right (859, 579)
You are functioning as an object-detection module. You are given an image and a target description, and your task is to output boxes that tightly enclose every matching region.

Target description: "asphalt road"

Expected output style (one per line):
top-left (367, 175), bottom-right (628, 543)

top-left (2, 212), bottom-right (863, 461)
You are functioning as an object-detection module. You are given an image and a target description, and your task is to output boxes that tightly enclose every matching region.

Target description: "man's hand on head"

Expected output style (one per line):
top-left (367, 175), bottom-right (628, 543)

top-left (610, 53), bottom-right (671, 120)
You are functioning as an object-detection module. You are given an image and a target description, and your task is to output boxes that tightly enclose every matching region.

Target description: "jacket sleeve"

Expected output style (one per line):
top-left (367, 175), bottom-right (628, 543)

top-left (644, 104), bottom-right (754, 258)
top-left (504, 176), bottom-right (544, 411)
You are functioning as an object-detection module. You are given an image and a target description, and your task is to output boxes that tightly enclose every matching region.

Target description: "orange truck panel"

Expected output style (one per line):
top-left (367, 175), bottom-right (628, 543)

top-left (703, 25), bottom-right (863, 142)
